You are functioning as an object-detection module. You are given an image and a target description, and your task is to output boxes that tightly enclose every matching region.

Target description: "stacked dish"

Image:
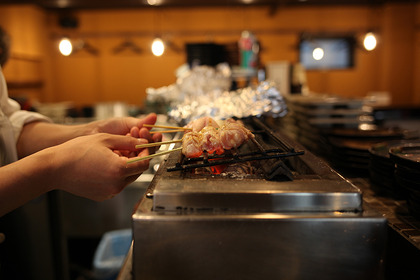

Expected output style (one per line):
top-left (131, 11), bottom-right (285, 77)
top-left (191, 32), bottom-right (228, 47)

top-left (326, 127), bottom-right (409, 172)
top-left (389, 143), bottom-right (420, 217)
top-left (368, 140), bottom-right (413, 198)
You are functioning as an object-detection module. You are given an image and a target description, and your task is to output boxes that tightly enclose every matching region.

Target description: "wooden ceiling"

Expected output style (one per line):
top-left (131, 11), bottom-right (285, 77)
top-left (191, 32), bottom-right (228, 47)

top-left (0, 0), bottom-right (414, 10)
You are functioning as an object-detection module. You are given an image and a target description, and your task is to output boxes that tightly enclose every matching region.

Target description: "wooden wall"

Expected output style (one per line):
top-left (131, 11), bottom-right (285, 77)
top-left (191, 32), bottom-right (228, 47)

top-left (0, 3), bottom-right (419, 109)
top-left (0, 5), bottom-right (49, 103)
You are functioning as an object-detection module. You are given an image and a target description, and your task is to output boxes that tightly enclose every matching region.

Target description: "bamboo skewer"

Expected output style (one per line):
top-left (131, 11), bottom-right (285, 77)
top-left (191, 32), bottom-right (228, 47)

top-left (127, 147), bottom-right (182, 164)
top-left (135, 139), bottom-right (182, 149)
top-left (149, 129), bottom-right (187, 134)
top-left (144, 124), bottom-right (191, 130)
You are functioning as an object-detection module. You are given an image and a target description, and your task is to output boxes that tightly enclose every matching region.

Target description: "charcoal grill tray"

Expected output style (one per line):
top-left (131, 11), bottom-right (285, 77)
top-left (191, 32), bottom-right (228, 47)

top-left (167, 148), bottom-right (305, 172)
top-left (167, 117), bottom-right (305, 173)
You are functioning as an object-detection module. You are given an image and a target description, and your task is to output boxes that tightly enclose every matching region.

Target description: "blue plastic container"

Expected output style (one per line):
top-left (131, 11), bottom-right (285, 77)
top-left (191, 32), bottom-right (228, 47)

top-left (93, 229), bottom-right (132, 280)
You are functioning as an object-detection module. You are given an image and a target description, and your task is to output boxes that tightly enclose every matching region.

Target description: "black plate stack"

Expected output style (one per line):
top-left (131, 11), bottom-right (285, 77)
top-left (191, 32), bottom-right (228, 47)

top-left (389, 143), bottom-right (420, 218)
top-left (325, 127), bottom-right (409, 173)
top-left (368, 140), bottom-right (414, 198)
top-left (282, 94), bottom-right (375, 169)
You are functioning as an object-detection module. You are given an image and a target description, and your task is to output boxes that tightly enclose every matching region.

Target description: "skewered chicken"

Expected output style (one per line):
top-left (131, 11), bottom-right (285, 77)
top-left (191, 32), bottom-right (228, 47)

top-left (220, 118), bottom-right (254, 150)
top-left (200, 126), bottom-right (224, 155)
top-left (185, 116), bottom-right (220, 132)
top-left (182, 117), bottom-right (254, 158)
top-left (182, 131), bottom-right (203, 158)
top-left (128, 117), bottom-right (255, 163)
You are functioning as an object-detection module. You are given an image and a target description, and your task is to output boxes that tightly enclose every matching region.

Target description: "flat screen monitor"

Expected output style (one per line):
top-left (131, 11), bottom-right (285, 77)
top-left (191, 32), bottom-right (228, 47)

top-left (299, 36), bottom-right (354, 70)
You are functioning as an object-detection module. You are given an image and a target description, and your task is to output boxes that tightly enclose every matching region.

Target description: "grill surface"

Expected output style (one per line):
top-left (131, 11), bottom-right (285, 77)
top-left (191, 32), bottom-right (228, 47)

top-left (167, 117), bottom-right (305, 176)
top-left (146, 117), bottom-right (363, 213)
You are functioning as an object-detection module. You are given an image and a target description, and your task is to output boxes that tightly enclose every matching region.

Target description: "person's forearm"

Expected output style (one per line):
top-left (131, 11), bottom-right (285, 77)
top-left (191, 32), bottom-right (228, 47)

top-left (16, 114), bottom-right (159, 158)
top-left (16, 121), bottom-right (92, 158)
top-left (0, 148), bottom-right (54, 216)
top-left (2, 131), bottom-right (153, 216)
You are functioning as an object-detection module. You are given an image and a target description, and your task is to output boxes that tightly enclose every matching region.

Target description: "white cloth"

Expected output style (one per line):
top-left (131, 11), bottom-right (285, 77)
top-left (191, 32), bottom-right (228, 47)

top-left (0, 67), bottom-right (50, 165)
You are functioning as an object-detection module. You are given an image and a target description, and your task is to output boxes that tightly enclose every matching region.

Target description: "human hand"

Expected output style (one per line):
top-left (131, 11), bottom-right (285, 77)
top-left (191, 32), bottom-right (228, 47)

top-left (50, 133), bottom-right (150, 201)
top-left (90, 112), bottom-right (162, 155)
top-left (91, 112), bottom-right (162, 140)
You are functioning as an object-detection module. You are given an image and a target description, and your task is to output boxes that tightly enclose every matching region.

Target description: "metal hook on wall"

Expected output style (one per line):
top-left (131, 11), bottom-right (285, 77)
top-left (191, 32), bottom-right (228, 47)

top-left (112, 38), bottom-right (142, 54)
top-left (69, 39), bottom-right (99, 56)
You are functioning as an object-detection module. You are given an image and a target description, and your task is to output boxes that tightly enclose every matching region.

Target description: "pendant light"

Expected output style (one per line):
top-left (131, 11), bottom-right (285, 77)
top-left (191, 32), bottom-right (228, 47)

top-left (151, 37), bottom-right (164, 56)
top-left (363, 32), bottom-right (377, 51)
top-left (58, 37), bottom-right (73, 56)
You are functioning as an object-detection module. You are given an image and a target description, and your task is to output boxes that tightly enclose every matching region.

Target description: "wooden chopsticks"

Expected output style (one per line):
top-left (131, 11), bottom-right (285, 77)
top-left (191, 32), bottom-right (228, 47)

top-left (127, 147), bottom-right (182, 164)
top-left (149, 129), bottom-right (186, 134)
top-left (135, 139), bottom-right (182, 149)
top-left (126, 123), bottom-right (188, 163)
top-left (144, 124), bottom-right (191, 134)
top-left (143, 124), bottom-right (191, 130)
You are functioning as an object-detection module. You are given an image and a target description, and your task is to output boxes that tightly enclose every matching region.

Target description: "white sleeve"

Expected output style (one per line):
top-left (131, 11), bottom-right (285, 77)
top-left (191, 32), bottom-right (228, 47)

top-left (1, 67), bottom-right (51, 141)
top-left (9, 110), bottom-right (52, 141)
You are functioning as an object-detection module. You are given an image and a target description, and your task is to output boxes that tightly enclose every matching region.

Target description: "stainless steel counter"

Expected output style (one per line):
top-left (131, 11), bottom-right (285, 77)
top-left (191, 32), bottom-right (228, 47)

top-left (119, 177), bottom-right (420, 280)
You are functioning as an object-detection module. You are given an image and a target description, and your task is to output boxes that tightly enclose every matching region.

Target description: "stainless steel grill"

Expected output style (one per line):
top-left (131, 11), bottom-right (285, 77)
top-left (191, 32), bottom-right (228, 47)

top-left (131, 117), bottom-right (387, 280)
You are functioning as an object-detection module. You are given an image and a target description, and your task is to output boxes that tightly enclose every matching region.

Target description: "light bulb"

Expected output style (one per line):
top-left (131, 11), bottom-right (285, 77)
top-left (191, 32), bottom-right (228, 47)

top-left (59, 37), bottom-right (73, 56)
top-left (313, 47), bottom-right (324, 60)
top-left (363, 32), bottom-right (377, 51)
top-left (147, 0), bottom-right (162, 5)
top-left (151, 38), bottom-right (164, 56)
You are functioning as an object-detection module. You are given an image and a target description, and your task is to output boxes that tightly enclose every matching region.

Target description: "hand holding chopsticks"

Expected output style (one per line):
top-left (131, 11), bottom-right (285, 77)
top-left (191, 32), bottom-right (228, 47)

top-left (126, 124), bottom-right (188, 164)
top-left (127, 134), bottom-right (184, 163)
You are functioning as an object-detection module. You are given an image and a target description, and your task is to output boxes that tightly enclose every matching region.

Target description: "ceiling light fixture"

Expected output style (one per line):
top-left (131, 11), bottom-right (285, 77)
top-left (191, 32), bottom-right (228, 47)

top-left (363, 32), bottom-right (377, 51)
top-left (58, 37), bottom-right (73, 56)
top-left (151, 37), bottom-right (164, 56)
top-left (147, 0), bottom-right (162, 6)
